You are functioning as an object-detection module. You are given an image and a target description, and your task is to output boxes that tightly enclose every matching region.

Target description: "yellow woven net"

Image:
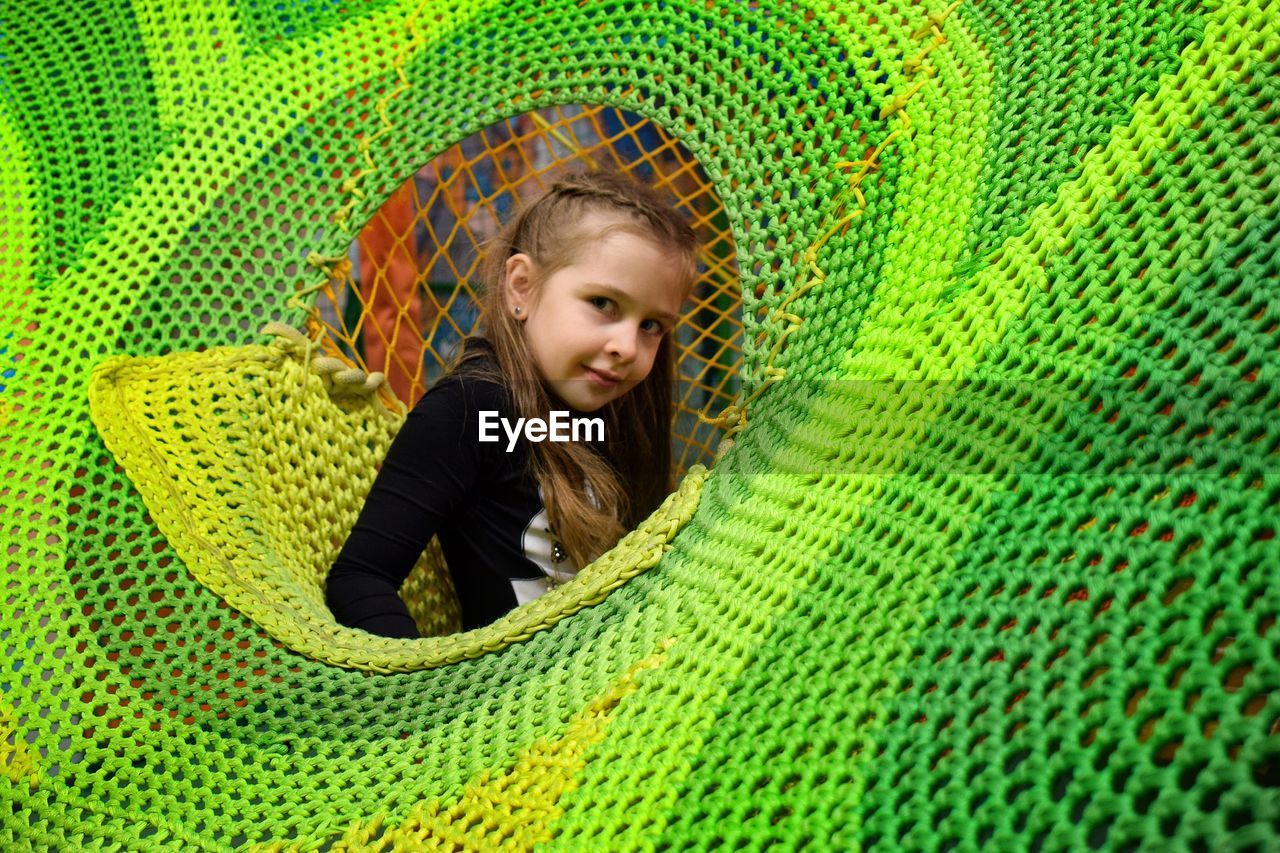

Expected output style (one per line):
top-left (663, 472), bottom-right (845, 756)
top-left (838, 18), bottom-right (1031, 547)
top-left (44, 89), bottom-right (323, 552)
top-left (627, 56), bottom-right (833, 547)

top-left (306, 104), bottom-right (742, 475)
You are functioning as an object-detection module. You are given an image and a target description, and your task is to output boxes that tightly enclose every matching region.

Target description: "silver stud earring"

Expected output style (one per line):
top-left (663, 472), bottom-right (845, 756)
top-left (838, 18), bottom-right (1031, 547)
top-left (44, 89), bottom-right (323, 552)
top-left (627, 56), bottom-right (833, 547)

top-left (514, 306), bottom-right (523, 317)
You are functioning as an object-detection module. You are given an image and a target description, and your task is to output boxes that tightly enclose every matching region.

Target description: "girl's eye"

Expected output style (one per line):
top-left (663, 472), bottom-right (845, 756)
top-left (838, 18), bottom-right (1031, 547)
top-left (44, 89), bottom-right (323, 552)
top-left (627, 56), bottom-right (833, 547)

top-left (590, 296), bottom-right (614, 313)
top-left (641, 319), bottom-right (666, 335)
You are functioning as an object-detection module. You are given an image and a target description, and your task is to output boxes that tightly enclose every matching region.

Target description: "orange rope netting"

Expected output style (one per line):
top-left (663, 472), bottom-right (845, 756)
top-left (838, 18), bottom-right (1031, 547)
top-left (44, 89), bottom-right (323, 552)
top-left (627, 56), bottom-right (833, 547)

top-left (306, 104), bottom-right (742, 475)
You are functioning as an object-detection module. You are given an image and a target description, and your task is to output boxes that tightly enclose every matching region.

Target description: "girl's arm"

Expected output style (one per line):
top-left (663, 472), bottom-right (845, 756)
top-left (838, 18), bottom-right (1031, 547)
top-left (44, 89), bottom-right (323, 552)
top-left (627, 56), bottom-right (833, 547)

top-left (325, 378), bottom-right (491, 638)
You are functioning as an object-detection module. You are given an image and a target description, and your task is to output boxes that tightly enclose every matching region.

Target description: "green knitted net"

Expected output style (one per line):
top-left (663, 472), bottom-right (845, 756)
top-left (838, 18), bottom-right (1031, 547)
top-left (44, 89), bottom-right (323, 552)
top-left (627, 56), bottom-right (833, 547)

top-left (2, 0), bottom-right (1277, 848)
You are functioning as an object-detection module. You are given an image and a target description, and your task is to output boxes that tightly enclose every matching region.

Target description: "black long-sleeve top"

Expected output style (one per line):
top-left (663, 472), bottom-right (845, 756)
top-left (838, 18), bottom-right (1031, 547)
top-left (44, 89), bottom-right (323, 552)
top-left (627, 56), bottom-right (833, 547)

top-left (325, 340), bottom-right (601, 636)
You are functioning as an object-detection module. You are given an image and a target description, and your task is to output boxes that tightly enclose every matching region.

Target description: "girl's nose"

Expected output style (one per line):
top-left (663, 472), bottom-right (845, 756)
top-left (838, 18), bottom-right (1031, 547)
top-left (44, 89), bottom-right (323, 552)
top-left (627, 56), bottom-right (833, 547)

top-left (605, 326), bottom-right (639, 363)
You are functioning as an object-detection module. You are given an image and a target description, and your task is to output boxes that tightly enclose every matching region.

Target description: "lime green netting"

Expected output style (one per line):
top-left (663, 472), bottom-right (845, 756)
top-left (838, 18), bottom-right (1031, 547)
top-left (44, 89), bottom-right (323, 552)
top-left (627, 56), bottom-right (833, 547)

top-left (2, 0), bottom-right (1278, 848)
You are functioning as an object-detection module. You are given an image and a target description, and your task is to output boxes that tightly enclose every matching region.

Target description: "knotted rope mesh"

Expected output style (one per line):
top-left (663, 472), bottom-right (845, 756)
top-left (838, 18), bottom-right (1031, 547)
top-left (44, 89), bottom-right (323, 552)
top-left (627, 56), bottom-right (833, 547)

top-left (2, 0), bottom-right (1277, 849)
top-left (306, 103), bottom-right (743, 478)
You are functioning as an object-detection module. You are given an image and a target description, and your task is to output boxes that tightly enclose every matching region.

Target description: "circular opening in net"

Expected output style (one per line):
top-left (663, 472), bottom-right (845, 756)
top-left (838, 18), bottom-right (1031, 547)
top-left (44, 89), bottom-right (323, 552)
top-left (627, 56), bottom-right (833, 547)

top-left (308, 104), bottom-right (741, 475)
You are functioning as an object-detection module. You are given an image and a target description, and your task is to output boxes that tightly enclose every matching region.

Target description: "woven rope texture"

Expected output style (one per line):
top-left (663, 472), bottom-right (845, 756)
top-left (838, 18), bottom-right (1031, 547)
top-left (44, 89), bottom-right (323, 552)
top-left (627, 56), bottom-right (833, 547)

top-left (303, 103), bottom-right (744, 477)
top-left (1, 0), bottom-right (1278, 848)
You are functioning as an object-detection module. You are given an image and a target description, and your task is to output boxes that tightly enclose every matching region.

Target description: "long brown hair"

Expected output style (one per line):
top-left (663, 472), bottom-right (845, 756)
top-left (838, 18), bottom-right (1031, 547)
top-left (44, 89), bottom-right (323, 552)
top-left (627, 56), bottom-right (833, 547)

top-left (451, 169), bottom-right (697, 570)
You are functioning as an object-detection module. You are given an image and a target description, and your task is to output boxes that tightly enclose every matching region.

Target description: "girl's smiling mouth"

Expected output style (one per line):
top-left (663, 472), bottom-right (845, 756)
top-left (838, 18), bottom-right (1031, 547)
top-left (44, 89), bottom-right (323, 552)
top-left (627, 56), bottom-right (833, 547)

top-left (583, 366), bottom-right (621, 387)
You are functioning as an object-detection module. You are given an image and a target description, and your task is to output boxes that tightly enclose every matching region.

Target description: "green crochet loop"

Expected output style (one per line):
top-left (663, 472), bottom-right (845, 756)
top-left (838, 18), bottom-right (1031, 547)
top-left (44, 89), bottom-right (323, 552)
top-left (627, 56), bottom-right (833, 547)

top-left (87, 329), bottom-right (710, 672)
top-left (2, 0), bottom-right (1278, 849)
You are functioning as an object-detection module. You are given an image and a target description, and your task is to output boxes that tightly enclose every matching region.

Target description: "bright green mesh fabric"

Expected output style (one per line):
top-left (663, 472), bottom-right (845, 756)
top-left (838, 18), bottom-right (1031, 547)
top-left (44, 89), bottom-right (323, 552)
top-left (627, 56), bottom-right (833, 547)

top-left (2, 0), bottom-right (1278, 848)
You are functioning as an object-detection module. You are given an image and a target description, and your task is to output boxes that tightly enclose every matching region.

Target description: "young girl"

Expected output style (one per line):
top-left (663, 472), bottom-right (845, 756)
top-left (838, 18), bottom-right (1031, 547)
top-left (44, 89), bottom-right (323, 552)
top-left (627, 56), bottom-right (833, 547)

top-left (326, 170), bottom-right (698, 636)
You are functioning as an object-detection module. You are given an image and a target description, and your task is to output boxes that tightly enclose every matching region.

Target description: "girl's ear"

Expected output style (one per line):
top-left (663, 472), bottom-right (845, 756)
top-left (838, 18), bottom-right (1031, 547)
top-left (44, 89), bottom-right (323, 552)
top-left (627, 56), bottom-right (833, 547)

top-left (504, 253), bottom-right (536, 319)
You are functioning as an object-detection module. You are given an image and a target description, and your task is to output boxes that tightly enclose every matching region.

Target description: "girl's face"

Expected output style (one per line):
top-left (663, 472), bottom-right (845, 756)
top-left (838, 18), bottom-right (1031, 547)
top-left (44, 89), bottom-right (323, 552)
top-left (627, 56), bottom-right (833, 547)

top-left (506, 219), bottom-right (688, 412)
